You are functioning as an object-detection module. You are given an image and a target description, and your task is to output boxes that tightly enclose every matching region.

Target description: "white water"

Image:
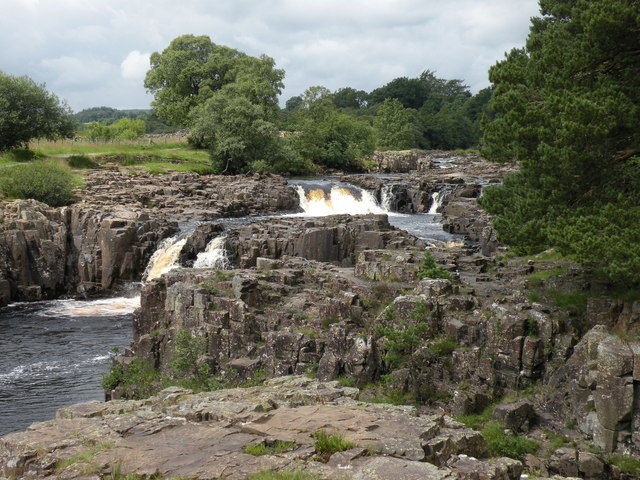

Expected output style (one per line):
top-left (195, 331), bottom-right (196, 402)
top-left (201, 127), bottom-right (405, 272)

top-left (143, 236), bottom-right (187, 281)
top-left (428, 191), bottom-right (442, 214)
top-left (295, 185), bottom-right (387, 216)
top-left (193, 236), bottom-right (230, 269)
top-left (44, 296), bottom-right (141, 317)
top-left (380, 185), bottom-right (393, 211)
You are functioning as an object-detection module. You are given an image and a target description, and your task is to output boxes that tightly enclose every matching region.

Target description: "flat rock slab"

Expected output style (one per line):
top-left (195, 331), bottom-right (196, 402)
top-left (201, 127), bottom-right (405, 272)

top-left (0, 377), bottom-right (495, 480)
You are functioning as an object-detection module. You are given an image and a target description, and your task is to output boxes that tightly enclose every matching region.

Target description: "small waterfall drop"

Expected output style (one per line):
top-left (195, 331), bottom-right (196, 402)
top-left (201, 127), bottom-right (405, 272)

top-left (143, 236), bottom-right (187, 281)
top-left (380, 185), bottom-right (393, 211)
top-left (295, 185), bottom-right (387, 216)
top-left (428, 191), bottom-right (443, 215)
top-left (193, 236), bottom-right (230, 270)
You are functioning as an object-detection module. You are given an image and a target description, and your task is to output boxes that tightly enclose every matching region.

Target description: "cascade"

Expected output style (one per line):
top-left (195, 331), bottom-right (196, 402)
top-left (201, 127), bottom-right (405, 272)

top-left (380, 184), bottom-right (394, 211)
top-left (193, 236), bottom-right (230, 270)
top-left (428, 191), bottom-right (443, 215)
top-left (143, 236), bottom-right (187, 281)
top-left (295, 184), bottom-right (388, 216)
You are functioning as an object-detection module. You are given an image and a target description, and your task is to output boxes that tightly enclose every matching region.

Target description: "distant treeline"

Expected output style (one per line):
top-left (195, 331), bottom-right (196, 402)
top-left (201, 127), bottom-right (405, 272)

top-left (282, 71), bottom-right (492, 151)
top-left (74, 107), bottom-right (177, 134)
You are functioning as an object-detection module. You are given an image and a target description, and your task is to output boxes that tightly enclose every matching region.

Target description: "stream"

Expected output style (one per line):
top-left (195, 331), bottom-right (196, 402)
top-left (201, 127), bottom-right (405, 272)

top-left (0, 177), bottom-right (459, 436)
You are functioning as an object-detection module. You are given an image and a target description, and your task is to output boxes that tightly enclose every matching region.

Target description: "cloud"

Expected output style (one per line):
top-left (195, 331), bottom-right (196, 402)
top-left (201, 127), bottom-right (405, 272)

top-left (0, 0), bottom-right (541, 110)
top-left (121, 50), bottom-right (150, 81)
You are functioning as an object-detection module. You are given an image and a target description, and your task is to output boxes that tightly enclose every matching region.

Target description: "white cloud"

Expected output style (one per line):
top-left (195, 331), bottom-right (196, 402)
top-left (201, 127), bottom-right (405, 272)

top-left (0, 0), bottom-right (541, 110)
top-left (120, 50), bottom-right (150, 81)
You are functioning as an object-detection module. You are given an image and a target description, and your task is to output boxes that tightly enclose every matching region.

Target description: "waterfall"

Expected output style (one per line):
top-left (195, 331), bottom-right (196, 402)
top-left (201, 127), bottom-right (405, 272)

top-left (295, 185), bottom-right (388, 216)
top-left (193, 236), bottom-right (230, 270)
top-left (428, 191), bottom-right (443, 215)
top-left (143, 236), bottom-right (187, 281)
top-left (381, 185), bottom-right (393, 211)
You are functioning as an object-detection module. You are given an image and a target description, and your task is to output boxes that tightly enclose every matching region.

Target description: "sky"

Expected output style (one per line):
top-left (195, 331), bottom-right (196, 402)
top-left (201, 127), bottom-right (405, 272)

top-left (2, 0), bottom-right (541, 112)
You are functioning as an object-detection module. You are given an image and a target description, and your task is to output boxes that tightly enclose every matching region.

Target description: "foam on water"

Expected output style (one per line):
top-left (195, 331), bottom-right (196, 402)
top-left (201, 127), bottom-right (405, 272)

top-left (295, 185), bottom-right (387, 216)
top-left (144, 236), bottom-right (187, 281)
top-left (45, 296), bottom-right (141, 317)
top-left (193, 236), bottom-right (230, 269)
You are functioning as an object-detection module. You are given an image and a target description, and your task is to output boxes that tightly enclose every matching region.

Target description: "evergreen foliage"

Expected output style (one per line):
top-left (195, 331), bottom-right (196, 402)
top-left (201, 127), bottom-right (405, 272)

top-left (480, 0), bottom-right (640, 286)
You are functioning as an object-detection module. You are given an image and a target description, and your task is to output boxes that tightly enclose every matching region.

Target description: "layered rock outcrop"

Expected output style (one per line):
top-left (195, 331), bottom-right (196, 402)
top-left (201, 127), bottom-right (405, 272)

top-left (0, 377), bottom-right (517, 480)
top-left (0, 171), bottom-right (299, 305)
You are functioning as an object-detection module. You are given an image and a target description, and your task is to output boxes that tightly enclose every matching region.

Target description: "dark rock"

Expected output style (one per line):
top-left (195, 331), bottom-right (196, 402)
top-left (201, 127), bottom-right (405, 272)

top-left (492, 400), bottom-right (536, 433)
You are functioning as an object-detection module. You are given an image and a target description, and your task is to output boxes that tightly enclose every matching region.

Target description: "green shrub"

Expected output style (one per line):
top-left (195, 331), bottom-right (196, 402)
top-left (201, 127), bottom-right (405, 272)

top-left (312, 430), bottom-right (357, 460)
top-left (482, 421), bottom-right (539, 459)
top-left (2, 148), bottom-right (41, 162)
top-left (0, 160), bottom-right (82, 206)
top-left (429, 338), bottom-right (457, 356)
top-left (67, 155), bottom-right (97, 169)
top-left (102, 357), bottom-right (163, 399)
top-left (417, 251), bottom-right (451, 280)
top-left (605, 454), bottom-right (640, 475)
top-left (375, 317), bottom-right (428, 369)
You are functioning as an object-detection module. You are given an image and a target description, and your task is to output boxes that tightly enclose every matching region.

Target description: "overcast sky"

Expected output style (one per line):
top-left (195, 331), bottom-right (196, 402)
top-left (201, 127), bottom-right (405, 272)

top-left (2, 0), bottom-right (541, 112)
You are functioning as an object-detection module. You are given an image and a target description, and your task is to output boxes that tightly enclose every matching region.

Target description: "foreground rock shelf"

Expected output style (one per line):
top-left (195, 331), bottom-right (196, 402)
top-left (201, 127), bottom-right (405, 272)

top-left (0, 376), bottom-right (521, 480)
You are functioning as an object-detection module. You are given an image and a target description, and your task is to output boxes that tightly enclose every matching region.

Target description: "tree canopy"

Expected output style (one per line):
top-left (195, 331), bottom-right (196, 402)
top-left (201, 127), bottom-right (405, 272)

top-left (144, 34), bottom-right (284, 127)
top-left (480, 0), bottom-right (640, 286)
top-left (0, 72), bottom-right (75, 151)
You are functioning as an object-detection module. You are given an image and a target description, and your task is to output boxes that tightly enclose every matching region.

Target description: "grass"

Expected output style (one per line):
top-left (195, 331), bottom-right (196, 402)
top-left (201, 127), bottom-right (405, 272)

top-left (67, 154), bottom-right (98, 169)
top-left (527, 266), bottom-right (567, 288)
top-left (312, 430), bottom-right (357, 461)
top-left (482, 421), bottom-right (539, 459)
top-left (243, 440), bottom-right (297, 456)
top-left (456, 403), bottom-right (495, 431)
top-left (605, 453), bottom-right (640, 475)
top-left (54, 441), bottom-right (114, 474)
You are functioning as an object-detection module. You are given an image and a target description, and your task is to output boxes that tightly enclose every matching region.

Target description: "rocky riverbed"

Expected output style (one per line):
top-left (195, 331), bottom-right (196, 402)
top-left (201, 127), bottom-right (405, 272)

top-left (2, 151), bottom-right (640, 479)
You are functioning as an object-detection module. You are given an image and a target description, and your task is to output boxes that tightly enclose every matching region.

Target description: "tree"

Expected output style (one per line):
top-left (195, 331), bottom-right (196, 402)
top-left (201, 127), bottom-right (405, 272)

top-left (373, 98), bottom-right (417, 150)
top-left (144, 34), bottom-right (284, 127)
top-left (291, 86), bottom-right (375, 171)
top-left (0, 71), bottom-right (75, 150)
top-left (190, 87), bottom-right (302, 174)
top-left (333, 87), bottom-right (368, 110)
top-left (480, 0), bottom-right (640, 286)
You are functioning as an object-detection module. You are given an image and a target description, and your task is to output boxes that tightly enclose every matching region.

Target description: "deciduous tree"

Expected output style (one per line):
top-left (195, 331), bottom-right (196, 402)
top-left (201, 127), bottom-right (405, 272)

top-left (0, 72), bottom-right (75, 150)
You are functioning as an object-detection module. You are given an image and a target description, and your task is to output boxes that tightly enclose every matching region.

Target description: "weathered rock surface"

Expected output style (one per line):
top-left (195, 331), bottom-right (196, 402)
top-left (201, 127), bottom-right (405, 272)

top-left (0, 377), bottom-right (493, 480)
top-left (0, 171), bottom-right (299, 305)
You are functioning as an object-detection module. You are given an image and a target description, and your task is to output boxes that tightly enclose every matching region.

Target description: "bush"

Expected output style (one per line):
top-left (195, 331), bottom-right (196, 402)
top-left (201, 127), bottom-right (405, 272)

top-left (375, 316), bottom-right (428, 369)
top-left (67, 155), bottom-right (97, 169)
top-left (417, 251), bottom-right (451, 280)
top-left (0, 160), bottom-right (82, 206)
top-left (102, 357), bottom-right (163, 399)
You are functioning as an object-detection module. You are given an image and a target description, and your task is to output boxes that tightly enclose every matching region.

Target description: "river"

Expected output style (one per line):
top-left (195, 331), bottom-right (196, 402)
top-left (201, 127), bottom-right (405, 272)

top-left (0, 297), bottom-right (136, 436)
top-left (0, 177), bottom-right (459, 437)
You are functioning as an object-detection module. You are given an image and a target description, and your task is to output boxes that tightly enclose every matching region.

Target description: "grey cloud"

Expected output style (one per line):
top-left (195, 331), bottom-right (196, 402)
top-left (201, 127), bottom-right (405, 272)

top-left (1, 0), bottom-right (540, 111)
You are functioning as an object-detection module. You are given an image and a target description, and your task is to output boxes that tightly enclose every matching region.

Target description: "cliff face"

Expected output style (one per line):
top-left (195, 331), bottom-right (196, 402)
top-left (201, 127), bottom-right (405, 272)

top-left (0, 171), bottom-right (299, 305)
top-left (4, 155), bottom-right (640, 479)
top-left (0, 199), bottom-right (178, 305)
